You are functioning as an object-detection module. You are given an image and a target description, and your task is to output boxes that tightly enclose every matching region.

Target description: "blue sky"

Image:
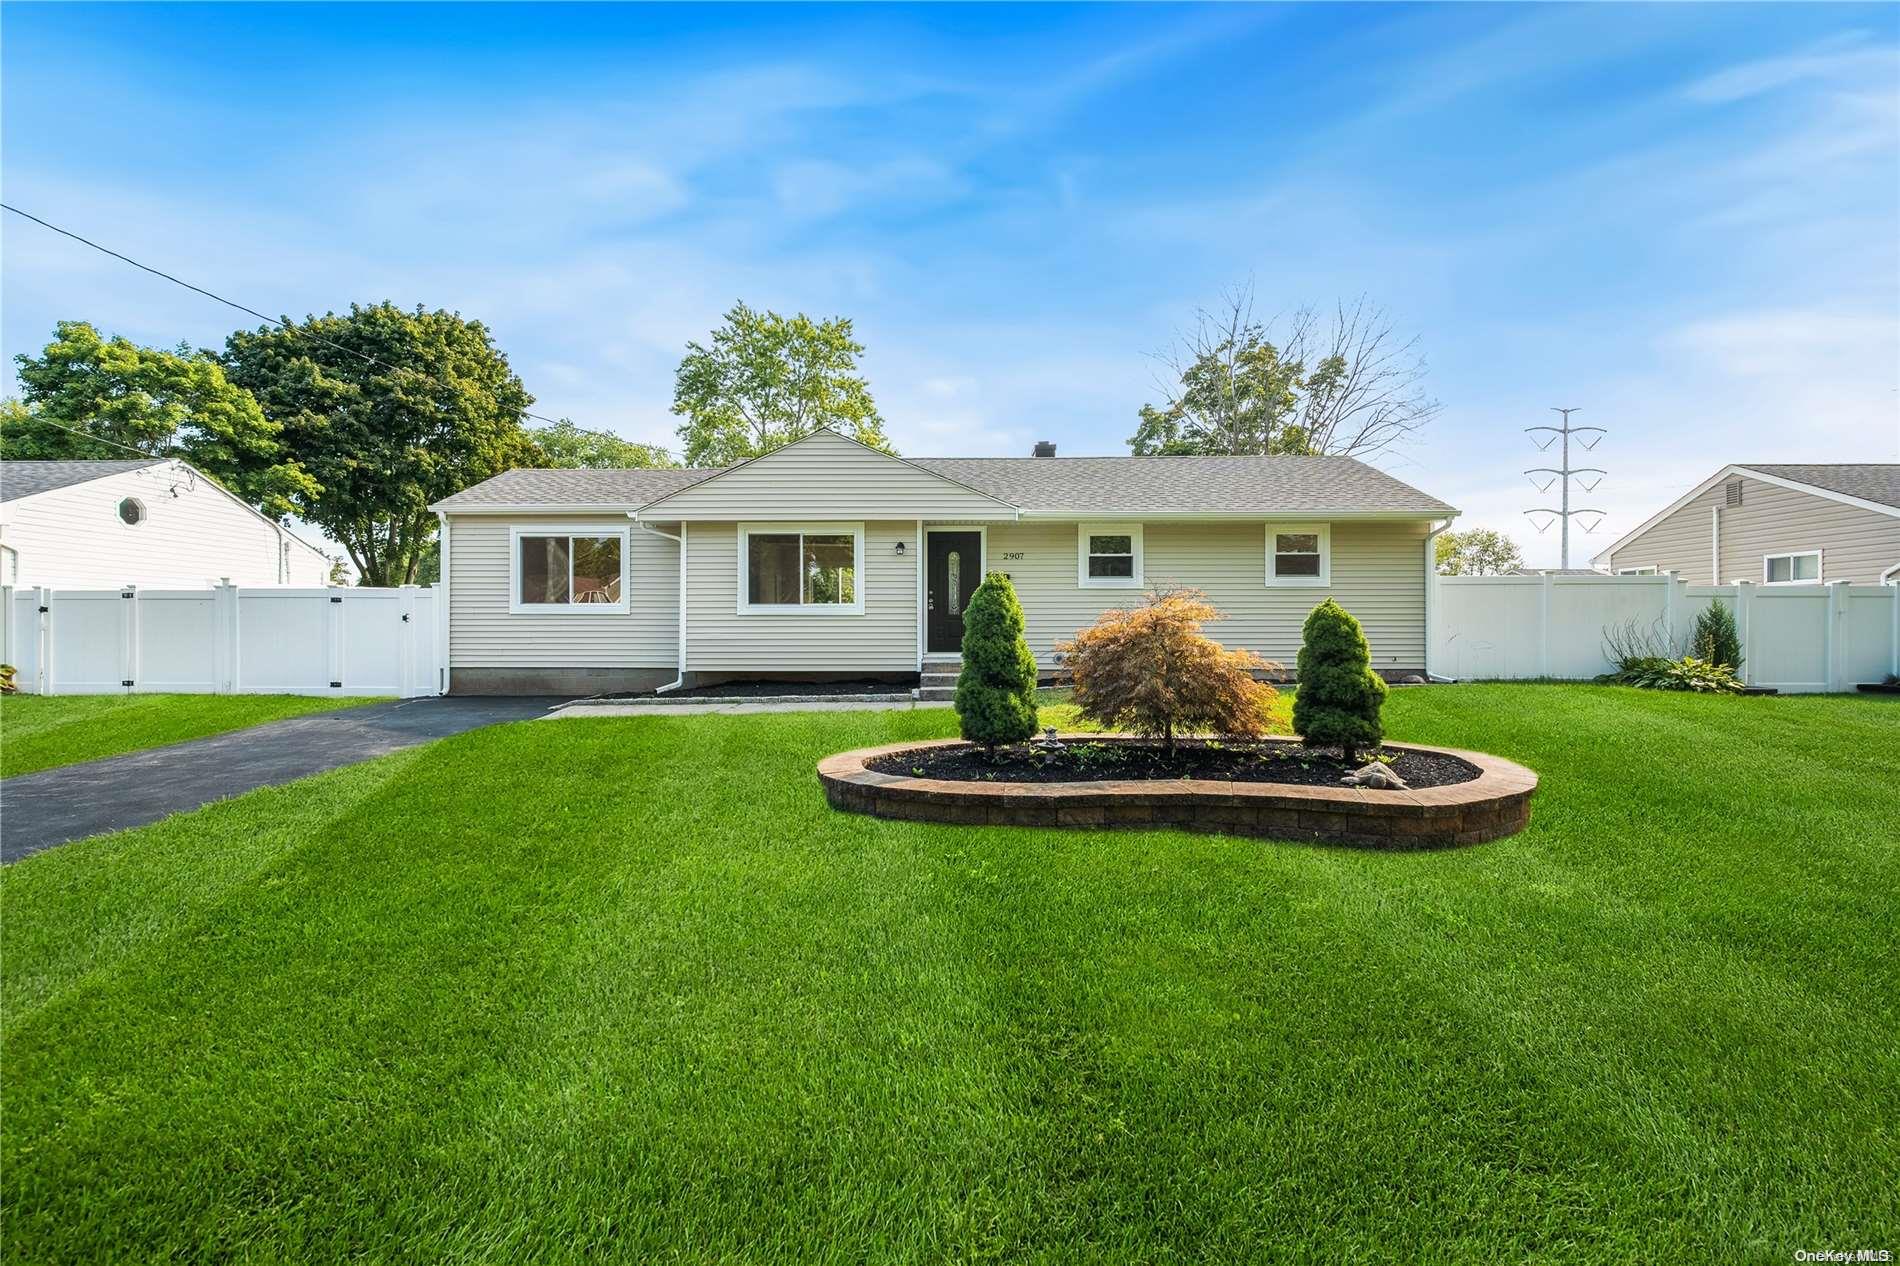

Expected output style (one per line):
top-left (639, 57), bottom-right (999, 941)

top-left (4, 2), bottom-right (1896, 565)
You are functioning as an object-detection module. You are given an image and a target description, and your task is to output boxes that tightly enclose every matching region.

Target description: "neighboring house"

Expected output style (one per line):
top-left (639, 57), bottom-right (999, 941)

top-left (0, 459), bottom-right (333, 588)
top-left (429, 428), bottom-right (1459, 694)
top-left (1593, 464), bottom-right (1900, 586)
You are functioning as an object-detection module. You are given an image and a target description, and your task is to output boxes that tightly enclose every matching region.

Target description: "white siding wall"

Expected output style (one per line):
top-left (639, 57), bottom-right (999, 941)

top-left (643, 430), bottom-right (1015, 521)
top-left (990, 519), bottom-right (1430, 671)
top-left (1610, 474), bottom-right (1900, 585)
top-left (1, 463), bottom-right (330, 588)
top-left (684, 520), bottom-right (918, 672)
top-left (447, 515), bottom-right (679, 669)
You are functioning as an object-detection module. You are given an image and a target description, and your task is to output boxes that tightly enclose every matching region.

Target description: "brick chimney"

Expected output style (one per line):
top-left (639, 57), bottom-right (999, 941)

top-left (1031, 440), bottom-right (1057, 457)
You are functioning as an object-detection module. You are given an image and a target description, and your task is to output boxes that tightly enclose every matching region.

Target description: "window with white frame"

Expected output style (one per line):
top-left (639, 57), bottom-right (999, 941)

top-left (1077, 524), bottom-right (1143, 587)
top-left (1616, 565), bottom-right (1657, 576)
top-left (1763, 550), bottom-right (1821, 584)
top-left (739, 523), bottom-right (864, 613)
top-left (1266, 524), bottom-right (1330, 585)
top-left (510, 526), bottom-right (628, 613)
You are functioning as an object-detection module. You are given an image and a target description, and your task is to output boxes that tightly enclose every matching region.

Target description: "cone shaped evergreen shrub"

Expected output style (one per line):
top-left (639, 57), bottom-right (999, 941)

top-left (1691, 600), bottom-right (1743, 671)
top-left (955, 571), bottom-right (1040, 751)
top-left (1291, 597), bottom-right (1387, 764)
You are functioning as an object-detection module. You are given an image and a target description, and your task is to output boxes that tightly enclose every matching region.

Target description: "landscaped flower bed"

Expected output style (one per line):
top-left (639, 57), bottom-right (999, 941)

top-left (869, 737), bottom-right (1481, 788)
top-left (819, 735), bottom-right (1538, 848)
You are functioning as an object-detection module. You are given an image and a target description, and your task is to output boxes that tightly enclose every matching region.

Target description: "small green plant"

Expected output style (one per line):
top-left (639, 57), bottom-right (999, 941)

top-left (1292, 598), bottom-right (1387, 765)
top-left (1602, 655), bottom-right (1742, 694)
top-left (955, 572), bottom-right (1040, 754)
top-left (1691, 600), bottom-right (1743, 672)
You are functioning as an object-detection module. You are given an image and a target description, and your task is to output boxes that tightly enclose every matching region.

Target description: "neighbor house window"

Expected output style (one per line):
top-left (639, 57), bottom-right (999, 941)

top-left (118, 497), bottom-right (145, 526)
top-left (1763, 551), bottom-right (1821, 584)
top-left (739, 523), bottom-right (864, 614)
top-left (509, 526), bottom-right (629, 613)
top-left (1616, 565), bottom-right (1657, 576)
top-left (1077, 524), bottom-right (1143, 588)
top-left (1266, 524), bottom-right (1330, 585)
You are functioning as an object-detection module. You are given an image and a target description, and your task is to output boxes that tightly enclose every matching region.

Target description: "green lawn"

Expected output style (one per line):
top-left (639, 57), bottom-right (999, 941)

top-left (3, 686), bottom-right (1894, 1261)
top-left (0, 693), bottom-right (386, 778)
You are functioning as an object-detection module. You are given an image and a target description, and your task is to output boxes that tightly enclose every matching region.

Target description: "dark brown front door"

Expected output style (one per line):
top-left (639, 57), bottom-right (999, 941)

top-left (926, 531), bottom-right (982, 653)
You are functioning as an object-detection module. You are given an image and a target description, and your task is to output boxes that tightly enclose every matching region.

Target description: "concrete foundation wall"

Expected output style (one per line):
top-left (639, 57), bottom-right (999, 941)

top-left (450, 666), bottom-right (678, 696)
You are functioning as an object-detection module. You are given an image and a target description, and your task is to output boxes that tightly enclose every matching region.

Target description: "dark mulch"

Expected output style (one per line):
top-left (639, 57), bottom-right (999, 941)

top-left (869, 739), bottom-right (1481, 789)
top-left (593, 677), bottom-right (914, 701)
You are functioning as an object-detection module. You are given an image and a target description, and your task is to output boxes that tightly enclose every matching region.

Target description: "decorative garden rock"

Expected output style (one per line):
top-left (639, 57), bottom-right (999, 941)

top-left (1342, 761), bottom-right (1410, 791)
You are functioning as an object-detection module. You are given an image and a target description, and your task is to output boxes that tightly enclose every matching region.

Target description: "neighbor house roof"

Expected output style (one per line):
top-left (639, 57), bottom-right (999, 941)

top-left (1738, 464), bottom-right (1900, 511)
top-left (434, 448), bottom-right (1456, 517)
top-left (0, 459), bottom-right (167, 503)
top-left (1591, 462), bottom-right (1900, 565)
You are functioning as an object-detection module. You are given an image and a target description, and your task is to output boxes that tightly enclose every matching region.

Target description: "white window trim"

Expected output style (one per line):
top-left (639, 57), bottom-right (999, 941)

top-left (1266, 523), bottom-right (1331, 586)
top-left (1616, 565), bottom-right (1657, 576)
top-left (508, 523), bottom-right (631, 615)
top-left (737, 522), bottom-right (867, 615)
top-left (1076, 523), bottom-right (1144, 588)
top-left (1762, 549), bottom-right (1823, 586)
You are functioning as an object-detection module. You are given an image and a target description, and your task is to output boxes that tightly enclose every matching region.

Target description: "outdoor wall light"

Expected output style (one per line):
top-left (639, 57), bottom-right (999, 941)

top-left (894, 541), bottom-right (907, 555)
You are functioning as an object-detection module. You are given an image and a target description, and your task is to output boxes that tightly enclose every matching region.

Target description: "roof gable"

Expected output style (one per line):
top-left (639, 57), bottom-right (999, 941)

top-left (634, 429), bottom-right (1018, 521)
top-left (1592, 462), bottom-right (1900, 564)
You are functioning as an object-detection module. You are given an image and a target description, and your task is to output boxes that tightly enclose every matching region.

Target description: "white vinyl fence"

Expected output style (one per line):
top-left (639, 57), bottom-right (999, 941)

top-left (1431, 573), bottom-right (1900, 693)
top-left (2, 584), bottom-right (442, 698)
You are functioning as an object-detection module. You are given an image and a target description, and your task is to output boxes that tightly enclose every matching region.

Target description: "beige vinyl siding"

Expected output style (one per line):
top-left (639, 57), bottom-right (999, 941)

top-left (1610, 475), bottom-right (1900, 584)
top-left (2, 463), bottom-right (330, 588)
top-left (684, 520), bottom-right (918, 672)
top-left (641, 430), bottom-right (1014, 522)
top-left (447, 514), bottom-right (678, 669)
top-left (987, 519), bottom-right (1430, 670)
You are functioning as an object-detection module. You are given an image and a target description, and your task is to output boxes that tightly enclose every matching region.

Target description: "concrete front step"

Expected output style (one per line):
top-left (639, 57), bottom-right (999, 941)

top-left (914, 686), bottom-right (958, 702)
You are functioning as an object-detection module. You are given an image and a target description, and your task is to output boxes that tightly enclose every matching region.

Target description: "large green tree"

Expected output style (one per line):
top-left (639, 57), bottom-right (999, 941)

top-left (3, 321), bottom-right (316, 516)
top-left (672, 302), bottom-right (890, 467)
top-left (222, 303), bottom-right (536, 585)
top-left (528, 419), bottom-right (676, 469)
top-left (1130, 286), bottom-right (1439, 459)
top-left (1435, 527), bottom-right (1524, 576)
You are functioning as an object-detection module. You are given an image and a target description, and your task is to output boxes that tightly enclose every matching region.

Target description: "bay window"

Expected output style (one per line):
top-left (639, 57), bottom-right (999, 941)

top-left (739, 523), bottom-right (864, 614)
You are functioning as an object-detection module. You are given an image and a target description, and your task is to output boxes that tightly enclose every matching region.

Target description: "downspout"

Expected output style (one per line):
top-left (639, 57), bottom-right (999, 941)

top-left (634, 517), bottom-right (686, 692)
top-left (1423, 518), bottom-right (1455, 682)
top-left (272, 519), bottom-right (290, 583)
top-left (1711, 504), bottom-right (1720, 586)
top-left (1880, 561), bottom-right (1900, 586)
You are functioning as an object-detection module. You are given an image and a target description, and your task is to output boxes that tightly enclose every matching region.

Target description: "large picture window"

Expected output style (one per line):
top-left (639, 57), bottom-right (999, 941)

top-left (1266, 524), bottom-right (1330, 586)
top-left (739, 523), bottom-right (865, 614)
top-left (1076, 523), bottom-right (1144, 588)
top-left (509, 526), bottom-right (629, 613)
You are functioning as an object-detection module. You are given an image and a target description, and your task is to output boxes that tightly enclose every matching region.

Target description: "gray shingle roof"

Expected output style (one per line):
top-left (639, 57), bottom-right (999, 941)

top-left (432, 466), bottom-right (720, 509)
top-left (0, 459), bottom-right (167, 503)
top-left (913, 455), bottom-right (1455, 515)
top-left (1740, 464), bottom-right (1900, 511)
top-left (435, 452), bottom-right (1455, 515)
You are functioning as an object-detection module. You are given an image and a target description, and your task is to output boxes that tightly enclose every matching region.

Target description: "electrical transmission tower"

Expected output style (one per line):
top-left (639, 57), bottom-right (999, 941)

top-left (1523, 407), bottom-right (1606, 569)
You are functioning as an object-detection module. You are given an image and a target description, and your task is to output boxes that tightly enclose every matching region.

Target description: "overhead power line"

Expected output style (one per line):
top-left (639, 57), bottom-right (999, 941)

top-left (1, 201), bottom-right (577, 430)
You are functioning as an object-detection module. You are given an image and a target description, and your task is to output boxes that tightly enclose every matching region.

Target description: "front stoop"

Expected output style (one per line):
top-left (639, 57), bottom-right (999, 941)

top-left (915, 662), bottom-right (960, 702)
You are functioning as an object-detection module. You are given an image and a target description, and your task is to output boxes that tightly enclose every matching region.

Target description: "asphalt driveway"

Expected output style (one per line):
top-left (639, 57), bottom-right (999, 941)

top-left (0, 696), bottom-right (568, 863)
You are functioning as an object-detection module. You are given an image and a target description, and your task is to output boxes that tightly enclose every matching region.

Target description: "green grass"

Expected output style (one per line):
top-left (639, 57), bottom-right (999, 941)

top-left (0, 693), bottom-right (386, 778)
top-left (3, 686), bottom-right (1894, 1261)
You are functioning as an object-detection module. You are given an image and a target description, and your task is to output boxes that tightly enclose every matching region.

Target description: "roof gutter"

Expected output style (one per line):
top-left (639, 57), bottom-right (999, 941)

top-left (1013, 509), bottom-right (1458, 522)
top-left (1424, 518), bottom-right (1455, 682)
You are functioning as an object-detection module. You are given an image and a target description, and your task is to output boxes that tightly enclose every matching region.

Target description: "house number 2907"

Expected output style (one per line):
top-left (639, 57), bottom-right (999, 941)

top-left (999, 551), bottom-right (1024, 560)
